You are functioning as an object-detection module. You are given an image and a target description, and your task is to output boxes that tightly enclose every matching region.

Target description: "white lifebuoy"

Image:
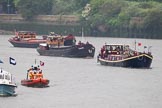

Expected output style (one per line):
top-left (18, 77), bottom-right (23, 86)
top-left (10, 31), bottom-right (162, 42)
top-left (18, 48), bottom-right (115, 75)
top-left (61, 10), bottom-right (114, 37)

top-left (88, 49), bottom-right (92, 53)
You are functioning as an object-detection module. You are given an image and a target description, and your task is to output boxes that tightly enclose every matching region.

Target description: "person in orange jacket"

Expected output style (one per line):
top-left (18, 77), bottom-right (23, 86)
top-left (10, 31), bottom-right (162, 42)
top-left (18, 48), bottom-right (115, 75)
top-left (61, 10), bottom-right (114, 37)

top-left (29, 72), bottom-right (34, 79)
top-left (38, 71), bottom-right (43, 78)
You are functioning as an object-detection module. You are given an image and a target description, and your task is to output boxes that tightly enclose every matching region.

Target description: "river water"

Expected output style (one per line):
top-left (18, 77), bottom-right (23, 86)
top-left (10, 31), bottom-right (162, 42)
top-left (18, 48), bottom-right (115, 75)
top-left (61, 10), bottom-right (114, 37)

top-left (0, 35), bottom-right (162, 108)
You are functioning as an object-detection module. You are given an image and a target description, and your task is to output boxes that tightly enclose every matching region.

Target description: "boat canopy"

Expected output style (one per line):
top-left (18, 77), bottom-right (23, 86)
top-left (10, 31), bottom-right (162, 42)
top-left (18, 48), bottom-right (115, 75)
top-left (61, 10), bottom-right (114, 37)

top-left (0, 69), bottom-right (15, 85)
top-left (47, 35), bottom-right (64, 46)
top-left (104, 44), bottom-right (129, 51)
top-left (46, 33), bottom-right (76, 46)
top-left (15, 31), bottom-right (36, 39)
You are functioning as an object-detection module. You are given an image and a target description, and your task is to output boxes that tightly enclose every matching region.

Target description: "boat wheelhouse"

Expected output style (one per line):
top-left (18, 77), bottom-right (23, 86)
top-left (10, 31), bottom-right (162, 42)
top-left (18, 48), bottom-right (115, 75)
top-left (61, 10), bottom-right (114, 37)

top-left (0, 69), bottom-right (17, 96)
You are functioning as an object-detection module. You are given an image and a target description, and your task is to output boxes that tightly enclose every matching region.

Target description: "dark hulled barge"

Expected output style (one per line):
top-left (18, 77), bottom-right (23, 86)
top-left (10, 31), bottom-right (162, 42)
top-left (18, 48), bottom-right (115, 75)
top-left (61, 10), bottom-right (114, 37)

top-left (97, 44), bottom-right (153, 68)
top-left (37, 34), bottom-right (95, 58)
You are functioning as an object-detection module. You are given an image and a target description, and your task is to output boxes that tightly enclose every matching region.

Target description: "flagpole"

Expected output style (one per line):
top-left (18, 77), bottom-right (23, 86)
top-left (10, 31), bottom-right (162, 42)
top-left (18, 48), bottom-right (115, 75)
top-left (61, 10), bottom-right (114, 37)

top-left (81, 27), bottom-right (84, 42)
top-left (135, 40), bottom-right (136, 51)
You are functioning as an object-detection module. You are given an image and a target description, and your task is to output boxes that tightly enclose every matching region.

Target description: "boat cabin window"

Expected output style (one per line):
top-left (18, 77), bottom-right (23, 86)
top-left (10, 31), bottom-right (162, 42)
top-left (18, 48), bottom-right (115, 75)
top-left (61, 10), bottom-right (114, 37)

top-left (47, 36), bottom-right (63, 41)
top-left (5, 74), bottom-right (10, 80)
top-left (17, 31), bottom-right (36, 38)
top-left (47, 36), bottom-right (64, 46)
top-left (33, 66), bottom-right (38, 70)
top-left (105, 45), bottom-right (124, 51)
top-left (0, 74), bottom-right (4, 79)
top-left (124, 45), bottom-right (129, 51)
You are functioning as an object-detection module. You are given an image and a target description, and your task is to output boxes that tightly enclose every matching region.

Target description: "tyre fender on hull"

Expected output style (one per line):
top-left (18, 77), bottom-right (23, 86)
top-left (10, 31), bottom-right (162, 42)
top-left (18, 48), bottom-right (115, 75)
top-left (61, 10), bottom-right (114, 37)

top-left (138, 56), bottom-right (143, 61)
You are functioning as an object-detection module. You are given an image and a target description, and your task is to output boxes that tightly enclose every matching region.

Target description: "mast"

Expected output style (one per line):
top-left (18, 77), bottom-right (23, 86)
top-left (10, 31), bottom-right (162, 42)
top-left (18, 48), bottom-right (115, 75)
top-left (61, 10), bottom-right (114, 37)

top-left (35, 59), bottom-right (36, 64)
top-left (81, 27), bottom-right (84, 42)
top-left (134, 40), bottom-right (136, 51)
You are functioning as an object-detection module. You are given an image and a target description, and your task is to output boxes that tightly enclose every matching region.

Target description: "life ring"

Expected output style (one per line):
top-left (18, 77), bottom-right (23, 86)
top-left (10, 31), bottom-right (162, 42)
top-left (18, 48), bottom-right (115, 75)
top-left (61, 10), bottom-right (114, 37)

top-left (88, 49), bottom-right (92, 53)
top-left (138, 56), bottom-right (143, 61)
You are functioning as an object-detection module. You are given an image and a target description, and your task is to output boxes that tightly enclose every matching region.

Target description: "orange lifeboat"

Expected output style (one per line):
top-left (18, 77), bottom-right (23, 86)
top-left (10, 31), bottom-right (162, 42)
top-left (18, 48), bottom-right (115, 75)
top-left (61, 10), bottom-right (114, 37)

top-left (21, 64), bottom-right (49, 88)
top-left (8, 31), bottom-right (47, 48)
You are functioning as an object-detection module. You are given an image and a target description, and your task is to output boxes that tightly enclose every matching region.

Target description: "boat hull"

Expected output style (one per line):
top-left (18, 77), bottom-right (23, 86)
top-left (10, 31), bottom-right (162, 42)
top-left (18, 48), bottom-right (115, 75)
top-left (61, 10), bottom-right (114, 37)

top-left (0, 84), bottom-right (17, 96)
top-left (21, 78), bottom-right (49, 88)
top-left (37, 44), bottom-right (95, 58)
top-left (98, 54), bottom-right (153, 68)
top-left (8, 39), bottom-right (46, 48)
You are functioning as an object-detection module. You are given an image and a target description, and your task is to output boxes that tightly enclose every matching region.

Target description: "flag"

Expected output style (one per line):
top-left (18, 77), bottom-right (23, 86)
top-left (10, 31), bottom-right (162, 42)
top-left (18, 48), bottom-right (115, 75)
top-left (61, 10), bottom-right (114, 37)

top-left (14, 29), bottom-right (18, 36)
top-left (138, 42), bottom-right (142, 46)
top-left (40, 61), bottom-right (44, 66)
top-left (9, 57), bottom-right (16, 65)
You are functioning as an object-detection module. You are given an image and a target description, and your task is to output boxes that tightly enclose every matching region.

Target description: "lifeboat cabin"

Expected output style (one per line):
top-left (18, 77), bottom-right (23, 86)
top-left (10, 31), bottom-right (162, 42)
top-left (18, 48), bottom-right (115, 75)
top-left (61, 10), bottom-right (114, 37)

top-left (13, 31), bottom-right (37, 41)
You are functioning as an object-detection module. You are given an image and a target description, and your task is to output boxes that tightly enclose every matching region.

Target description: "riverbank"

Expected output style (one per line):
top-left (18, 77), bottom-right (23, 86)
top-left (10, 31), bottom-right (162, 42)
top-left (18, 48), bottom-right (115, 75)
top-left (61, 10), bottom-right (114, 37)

top-left (0, 14), bottom-right (79, 25)
top-left (0, 30), bottom-right (14, 35)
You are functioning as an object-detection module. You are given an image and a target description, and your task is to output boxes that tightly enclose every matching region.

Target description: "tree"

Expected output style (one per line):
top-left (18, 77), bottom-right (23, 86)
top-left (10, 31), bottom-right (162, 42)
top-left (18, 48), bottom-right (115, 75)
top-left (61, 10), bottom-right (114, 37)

top-left (52, 0), bottom-right (90, 15)
top-left (88, 0), bottom-right (126, 29)
top-left (17, 0), bottom-right (53, 20)
top-left (143, 8), bottom-right (162, 38)
top-left (0, 0), bottom-right (16, 14)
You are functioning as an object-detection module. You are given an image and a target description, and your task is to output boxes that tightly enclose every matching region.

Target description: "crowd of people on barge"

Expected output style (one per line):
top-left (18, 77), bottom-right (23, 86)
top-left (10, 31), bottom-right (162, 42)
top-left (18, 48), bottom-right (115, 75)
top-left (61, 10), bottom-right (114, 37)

top-left (98, 44), bottom-right (140, 60)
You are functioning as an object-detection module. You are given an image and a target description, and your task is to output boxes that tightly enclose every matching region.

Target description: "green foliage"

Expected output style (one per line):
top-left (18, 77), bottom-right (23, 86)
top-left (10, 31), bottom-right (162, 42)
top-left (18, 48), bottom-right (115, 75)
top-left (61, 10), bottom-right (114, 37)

top-left (126, 0), bottom-right (162, 2)
top-left (0, 0), bottom-right (16, 14)
top-left (13, 0), bottom-right (20, 6)
top-left (144, 8), bottom-right (162, 28)
top-left (17, 0), bottom-right (53, 20)
top-left (51, 0), bottom-right (90, 15)
top-left (86, 0), bottom-right (162, 38)
top-left (89, 0), bottom-right (126, 27)
top-left (0, 0), bottom-right (5, 3)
